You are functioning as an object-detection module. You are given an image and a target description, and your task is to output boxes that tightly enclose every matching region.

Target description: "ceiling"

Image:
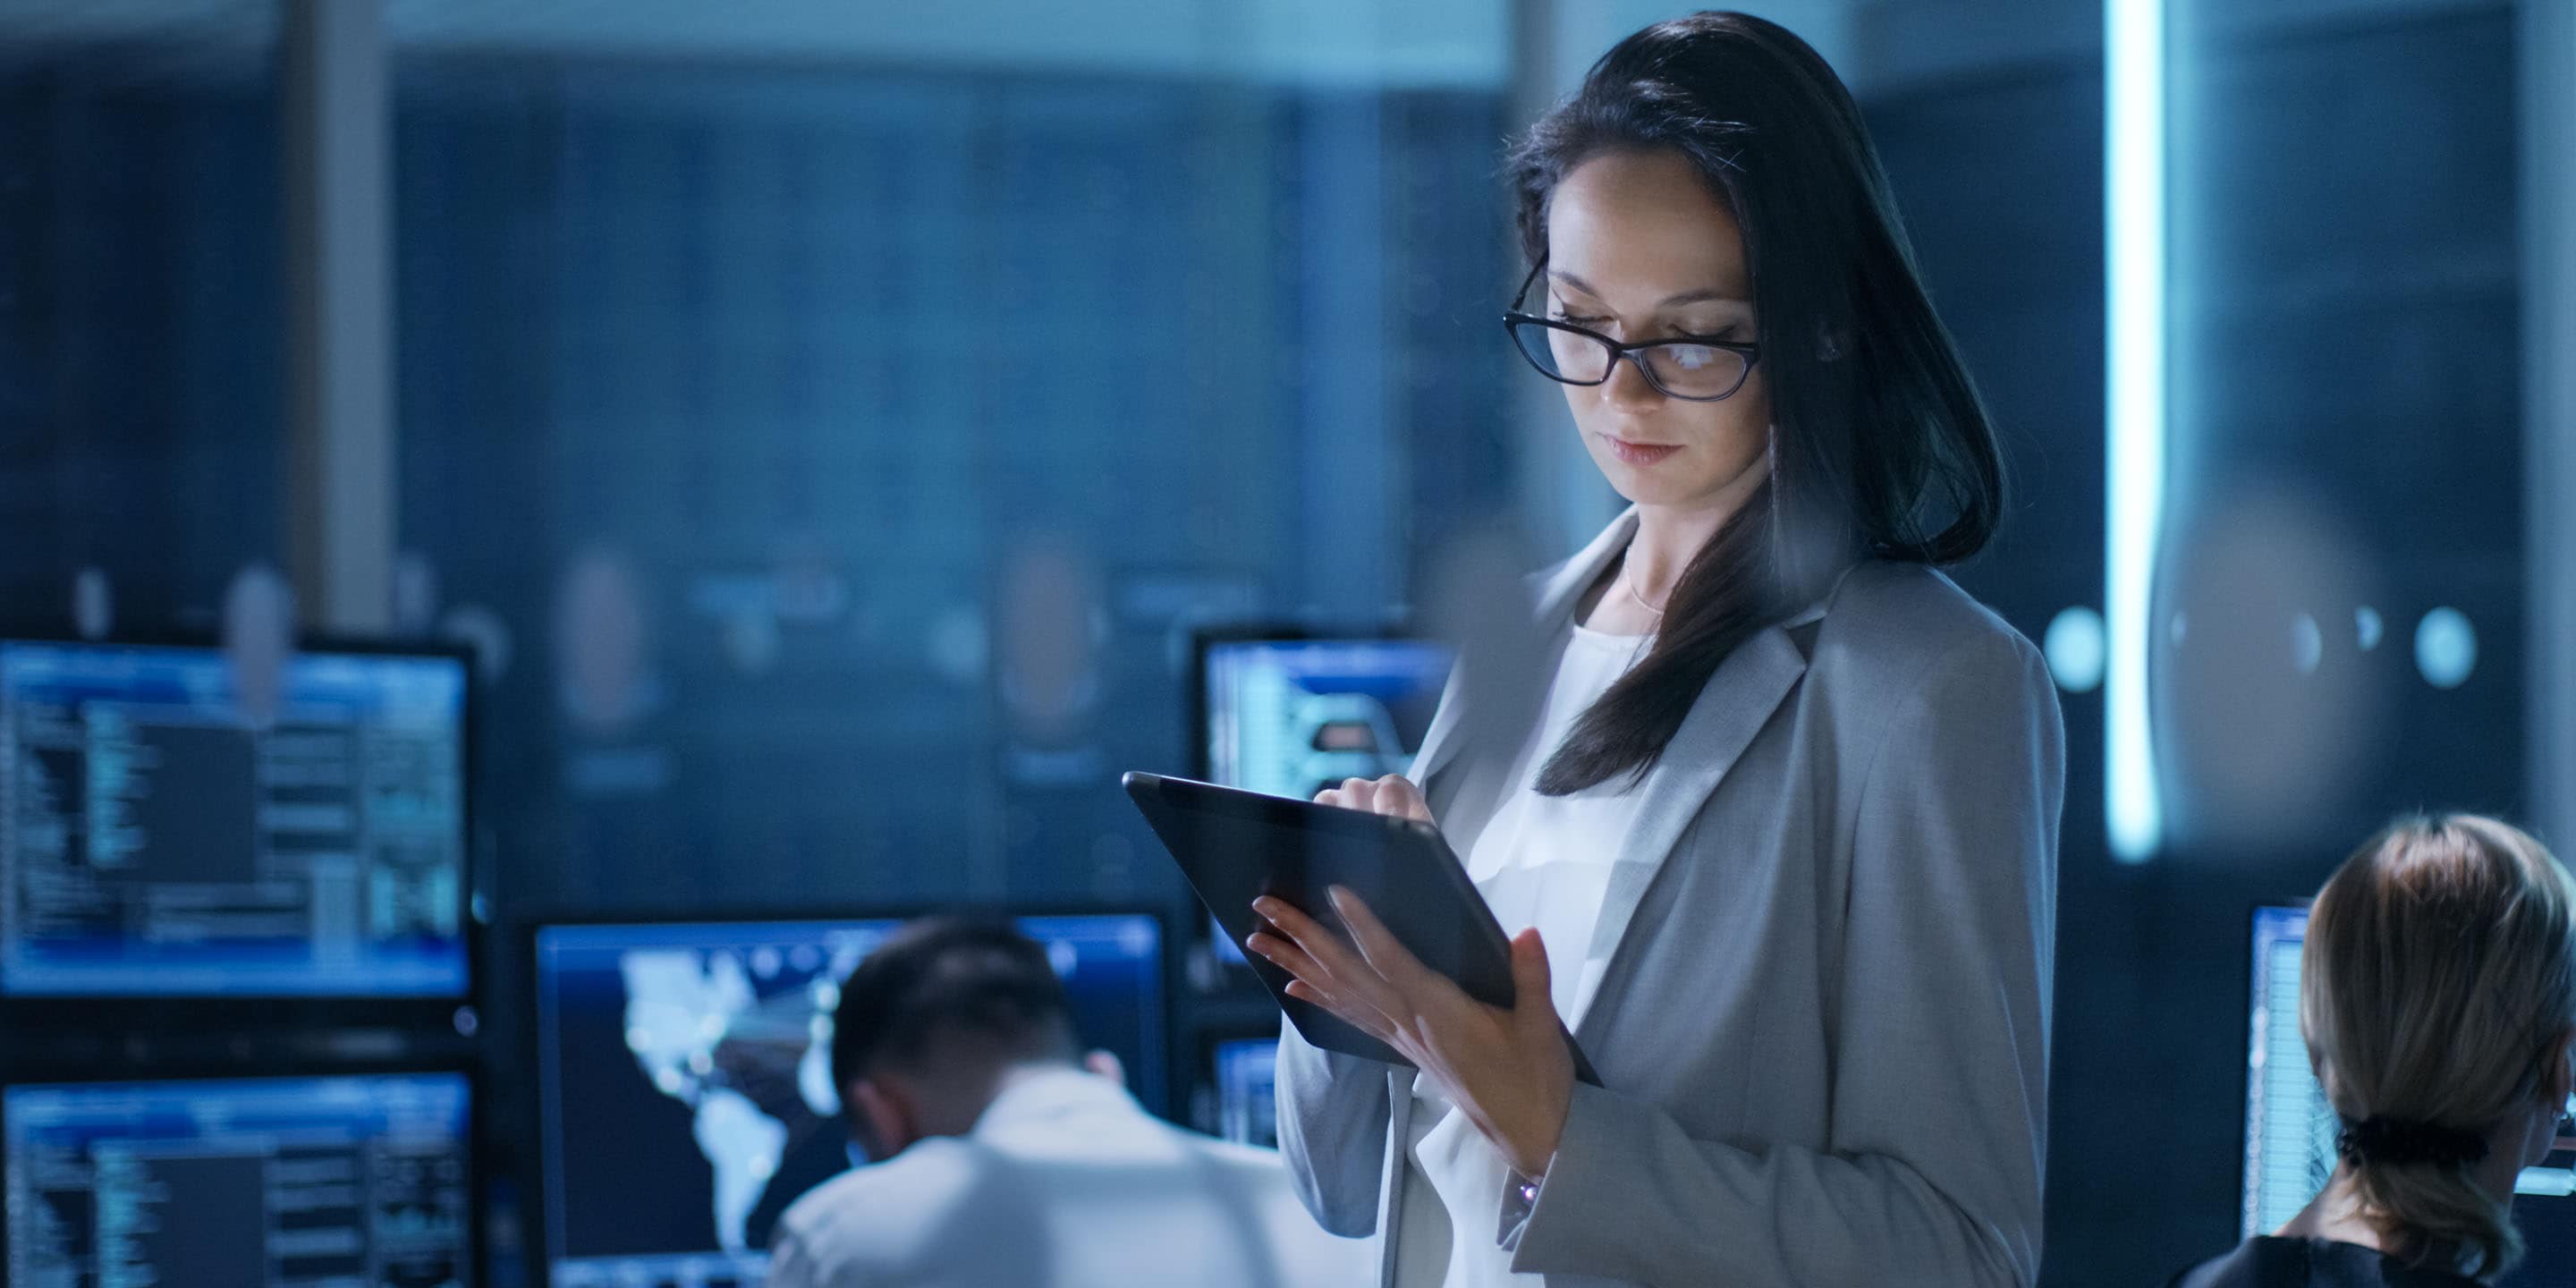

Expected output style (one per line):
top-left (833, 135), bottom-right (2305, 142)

top-left (0, 0), bottom-right (1514, 88)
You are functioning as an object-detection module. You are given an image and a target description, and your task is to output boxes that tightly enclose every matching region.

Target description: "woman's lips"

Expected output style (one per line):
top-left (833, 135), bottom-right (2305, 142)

top-left (1604, 436), bottom-right (1682, 466)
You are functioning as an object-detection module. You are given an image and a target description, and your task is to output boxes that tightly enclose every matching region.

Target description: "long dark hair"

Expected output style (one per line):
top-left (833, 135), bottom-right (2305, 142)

top-left (1516, 12), bottom-right (2004, 796)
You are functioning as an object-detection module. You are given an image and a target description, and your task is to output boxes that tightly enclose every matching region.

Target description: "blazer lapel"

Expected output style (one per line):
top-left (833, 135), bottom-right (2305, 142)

top-left (1411, 509), bottom-right (1640, 802)
top-left (1572, 619), bottom-right (1810, 1049)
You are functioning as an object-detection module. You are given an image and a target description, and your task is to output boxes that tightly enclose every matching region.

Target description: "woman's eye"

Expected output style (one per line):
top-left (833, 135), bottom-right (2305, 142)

top-left (1552, 314), bottom-right (1608, 328)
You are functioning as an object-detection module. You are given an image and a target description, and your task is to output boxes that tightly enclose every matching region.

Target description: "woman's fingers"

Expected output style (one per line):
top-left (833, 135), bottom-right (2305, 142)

top-left (1250, 926), bottom-right (1400, 1038)
top-left (1243, 930), bottom-right (1328, 987)
top-left (1254, 897), bottom-right (1370, 985)
top-left (1373, 774), bottom-right (1435, 822)
top-left (1314, 776), bottom-right (1374, 809)
top-left (1284, 979), bottom-right (1396, 1041)
top-left (1327, 886), bottom-right (1434, 992)
top-left (1251, 895), bottom-right (1410, 1024)
top-left (1317, 775), bottom-right (1434, 823)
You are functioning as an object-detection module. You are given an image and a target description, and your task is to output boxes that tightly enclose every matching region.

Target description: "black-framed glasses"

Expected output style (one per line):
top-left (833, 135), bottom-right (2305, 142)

top-left (1501, 259), bottom-right (1761, 402)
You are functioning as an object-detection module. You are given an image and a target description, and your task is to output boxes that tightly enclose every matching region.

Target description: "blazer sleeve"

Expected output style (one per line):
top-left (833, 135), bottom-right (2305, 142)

top-left (1504, 629), bottom-right (2064, 1287)
top-left (1273, 1020), bottom-right (1398, 1237)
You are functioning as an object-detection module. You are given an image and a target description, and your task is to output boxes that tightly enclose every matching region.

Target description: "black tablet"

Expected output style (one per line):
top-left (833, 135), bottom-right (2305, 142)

top-left (1123, 771), bottom-right (1598, 1083)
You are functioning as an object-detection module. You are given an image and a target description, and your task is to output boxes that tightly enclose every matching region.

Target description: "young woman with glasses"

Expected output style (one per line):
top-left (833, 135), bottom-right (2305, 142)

top-left (1243, 12), bottom-right (2064, 1287)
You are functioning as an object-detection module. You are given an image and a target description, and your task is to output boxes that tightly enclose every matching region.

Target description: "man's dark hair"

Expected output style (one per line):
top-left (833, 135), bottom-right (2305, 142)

top-left (828, 917), bottom-right (1079, 1097)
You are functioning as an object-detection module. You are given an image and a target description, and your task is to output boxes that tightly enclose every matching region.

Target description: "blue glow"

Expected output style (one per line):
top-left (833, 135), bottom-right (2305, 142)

top-left (2414, 607), bottom-right (2477, 690)
top-left (2044, 606), bottom-right (2107, 693)
top-left (2291, 614), bottom-right (2322, 675)
top-left (2356, 606), bottom-right (2384, 651)
top-left (2106, 0), bottom-right (2167, 861)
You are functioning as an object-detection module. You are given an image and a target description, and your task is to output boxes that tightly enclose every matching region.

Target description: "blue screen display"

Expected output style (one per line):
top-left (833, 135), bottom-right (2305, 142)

top-left (0, 640), bottom-right (470, 997)
top-left (4, 1072), bottom-right (473, 1288)
top-left (531, 913), bottom-right (1163, 1288)
top-left (1216, 1034), bottom-right (1280, 1150)
top-left (2241, 904), bottom-right (2329, 1237)
top-left (1202, 637), bottom-right (1452, 802)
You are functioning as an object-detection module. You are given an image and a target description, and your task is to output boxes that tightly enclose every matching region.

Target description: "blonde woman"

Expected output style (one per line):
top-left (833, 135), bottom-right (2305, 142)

top-left (2173, 815), bottom-right (2576, 1286)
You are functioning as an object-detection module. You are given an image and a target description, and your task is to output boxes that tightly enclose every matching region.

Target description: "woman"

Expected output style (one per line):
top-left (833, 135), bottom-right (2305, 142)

top-left (1242, 13), bottom-right (2063, 1288)
top-left (2171, 816), bottom-right (2576, 1287)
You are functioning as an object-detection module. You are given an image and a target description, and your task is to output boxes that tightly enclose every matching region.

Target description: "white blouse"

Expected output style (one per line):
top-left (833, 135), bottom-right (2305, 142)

top-left (1394, 618), bottom-right (1660, 1288)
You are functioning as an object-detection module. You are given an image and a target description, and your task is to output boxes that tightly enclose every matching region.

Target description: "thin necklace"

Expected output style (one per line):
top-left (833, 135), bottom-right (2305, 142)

top-left (1622, 571), bottom-right (1668, 618)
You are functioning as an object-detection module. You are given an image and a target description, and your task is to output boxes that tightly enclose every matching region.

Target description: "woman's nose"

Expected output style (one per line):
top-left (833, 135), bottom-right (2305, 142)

top-left (1602, 352), bottom-right (1665, 412)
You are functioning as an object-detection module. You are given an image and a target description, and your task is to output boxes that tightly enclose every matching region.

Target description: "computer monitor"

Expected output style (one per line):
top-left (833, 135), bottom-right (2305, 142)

top-left (0, 638), bottom-right (470, 998)
top-left (1193, 631), bottom-right (1453, 963)
top-left (1195, 631), bottom-right (1453, 802)
top-left (1214, 1033), bottom-right (1281, 1150)
top-left (2241, 903), bottom-right (2332, 1237)
top-left (531, 911), bottom-right (1165, 1288)
top-left (2241, 903), bottom-right (2576, 1285)
top-left (4, 1071), bottom-right (474, 1287)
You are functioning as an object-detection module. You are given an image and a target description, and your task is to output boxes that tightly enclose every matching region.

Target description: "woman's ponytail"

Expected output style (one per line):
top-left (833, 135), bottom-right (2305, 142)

top-left (2302, 815), bottom-right (2576, 1278)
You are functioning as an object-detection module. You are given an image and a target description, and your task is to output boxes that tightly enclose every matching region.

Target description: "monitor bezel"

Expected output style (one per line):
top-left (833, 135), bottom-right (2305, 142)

top-left (514, 901), bottom-right (1177, 1284)
top-left (0, 628), bottom-right (484, 1046)
top-left (0, 1058), bottom-right (489, 1287)
top-left (2239, 897), bottom-right (2315, 1240)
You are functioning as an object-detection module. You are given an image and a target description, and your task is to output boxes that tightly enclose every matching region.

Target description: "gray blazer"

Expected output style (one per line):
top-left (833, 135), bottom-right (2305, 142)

top-left (1275, 509), bottom-right (2064, 1287)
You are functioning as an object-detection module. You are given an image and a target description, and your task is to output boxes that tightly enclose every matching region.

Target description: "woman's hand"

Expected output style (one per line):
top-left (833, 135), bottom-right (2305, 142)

top-left (1247, 886), bottom-right (1574, 1178)
top-left (1314, 773), bottom-right (1435, 823)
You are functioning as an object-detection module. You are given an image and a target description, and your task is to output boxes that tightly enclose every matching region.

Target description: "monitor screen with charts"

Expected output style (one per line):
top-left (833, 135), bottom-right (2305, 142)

top-left (0, 639), bottom-right (470, 998)
top-left (1214, 1034), bottom-right (1281, 1150)
top-left (2241, 902), bottom-right (2576, 1285)
top-left (4, 1072), bottom-right (474, 1288)
top-left (532, 912), bottom-right (1164, 1288)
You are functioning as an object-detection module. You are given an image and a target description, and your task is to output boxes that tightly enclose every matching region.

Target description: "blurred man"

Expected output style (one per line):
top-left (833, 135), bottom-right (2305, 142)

top-left (767, 917), bottom-right (1365, 1288)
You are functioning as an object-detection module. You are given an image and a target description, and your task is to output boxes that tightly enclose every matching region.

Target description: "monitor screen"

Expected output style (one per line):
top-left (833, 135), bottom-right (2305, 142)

top-left (2242, 904), bottom-right (2334, 1237)
top-left (2241, 903), bottom-right (2576, 1285)
top-left (1199, 635), bottom-right (1451, 965)
top-left (1214, 1034), bottom-right (1280, 1150)
top-left (1199, 636), bottom-right (1452, 802)
top-left (532, 912), bottom-right (1164, 1288)
top-left (4, 1072), bottom-right (473, 1288)
top-left (0, 640), bottom-right (470, 997)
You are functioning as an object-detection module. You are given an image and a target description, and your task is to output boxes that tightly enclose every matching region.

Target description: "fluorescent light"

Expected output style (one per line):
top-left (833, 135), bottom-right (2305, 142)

top-left (2106, 0), bottom-right (2166, 861)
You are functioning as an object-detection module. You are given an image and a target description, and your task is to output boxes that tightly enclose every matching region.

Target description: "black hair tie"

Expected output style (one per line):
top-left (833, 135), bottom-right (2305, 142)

top-left (2336, 1116), bottom-right (2491, 1167)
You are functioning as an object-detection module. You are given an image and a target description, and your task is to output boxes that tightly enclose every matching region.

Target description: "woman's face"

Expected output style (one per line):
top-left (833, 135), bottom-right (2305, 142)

top-left (1542, 148), bottom-right (1770, 512)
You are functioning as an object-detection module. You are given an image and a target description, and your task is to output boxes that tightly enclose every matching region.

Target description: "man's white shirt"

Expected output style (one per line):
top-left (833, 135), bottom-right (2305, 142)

top-left (767, 1068), bottom-right (1368, 1288)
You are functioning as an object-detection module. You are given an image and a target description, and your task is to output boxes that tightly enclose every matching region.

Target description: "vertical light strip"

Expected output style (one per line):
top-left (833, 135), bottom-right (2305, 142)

top-left (2106, 0), bottom-right (2166, 861)
top-left (2522, 0), bottom-right (2576, 855)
